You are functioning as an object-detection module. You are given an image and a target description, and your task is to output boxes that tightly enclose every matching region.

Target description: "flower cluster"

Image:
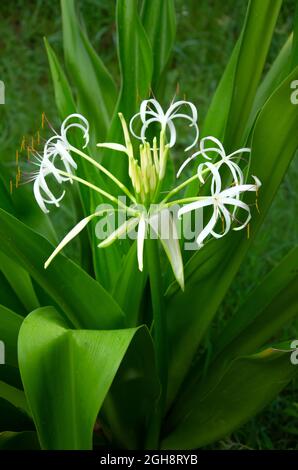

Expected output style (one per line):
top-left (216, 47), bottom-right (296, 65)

top-left (29, 98), bottom-right (260, 290)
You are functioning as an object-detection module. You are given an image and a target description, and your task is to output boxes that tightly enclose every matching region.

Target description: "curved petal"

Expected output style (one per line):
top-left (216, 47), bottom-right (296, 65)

top-left (178, 197), bottom-right (214, 218)
top-left (196, 209), bottom-right (218, 247)
top-left (220, 197), bottom-right (252, 230)
top-left (200, 136), bottom-right (225, 159)
top-left (211, 204), bottom-right (231, 239)
top-left (140, 99), bottom-right (164, 123)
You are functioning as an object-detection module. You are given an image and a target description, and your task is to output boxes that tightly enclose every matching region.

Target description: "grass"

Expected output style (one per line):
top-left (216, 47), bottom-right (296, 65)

top-left (0, 0), bottom-right (297, 449)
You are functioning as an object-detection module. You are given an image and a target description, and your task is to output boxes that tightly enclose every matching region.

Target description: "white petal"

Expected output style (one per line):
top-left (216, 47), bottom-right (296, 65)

top-left (96, 142), bottom-right (128, 154)
top-left (211, 204), bottom-right (231, 238)
top-left (98, 218), bottom-right (139, 248)
top-left (200, 136), bottom-right (225, 158)
top-left (165, 100), bottom-right (198, 123)
top-left (137, 216), bottom-right (147, 272)
top-left (178, 198), bottom-right (214, 218)
top-left (149, 210), bottom-right (184, 290)
top-left (196, 210), bottom-right (218, 247)
top-left (140, 99), bottom-right (164, 123)
top-left (167, 119), bottom-right (177, 147)
top-left (176, 150), bottom-right (203, 178)
top-left (220, 179), bottom-right (260, 198)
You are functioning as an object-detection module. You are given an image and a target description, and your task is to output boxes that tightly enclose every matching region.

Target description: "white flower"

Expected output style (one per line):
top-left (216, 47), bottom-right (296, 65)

top-left (98, 207), bottom-right (184, 290)
top-left (178, 165), bottom-right (261, 247)
top-left (32, 114), bottom-right (89, 213)
top-left (177, 135), bottom-right (250, 185)
top-left (44, 113), bottom-right (89, 176)
top-left (129, 98), bottom-right (199, 151)
top-left (32, 153), bottom-right (67, 214)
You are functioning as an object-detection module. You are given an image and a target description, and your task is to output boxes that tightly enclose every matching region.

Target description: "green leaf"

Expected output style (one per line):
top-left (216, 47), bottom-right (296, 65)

top-left (61, 0), bottom-right (117, 142)
top-left (0, 251), bottom-right (39, 313)
top-left (0, 381), bottom-right (29, 416)
top-left (44, 38), bottom-right (76, 119)
top-left (0, 177), bottom-right (15, 214)
top-left (186, 0), bottom-right (281, 197)
top-left (163, 345), bottom-right (298, 449)
top-left (18, 306), bottom-right (156, 450)
top-left (215, 246), bottom-right (298, 358)
top-left (0, 380), bottom-right (32, 433)
top-left (248, 35), bottom-right (293, 132)
top-left (101, 0), bottom-right (153, 181)
top-left (167, 247), bottom-right (298, 424)
top-left (0, 431), bottom-right (39, 450)
top-left (0, 272), bottom-right (25, 315)
top-left (0, 208), bottom-right (124, 330)
top-left (166, 67), bottom-right (298, 406)
top-left (141, 0), bottom-right (176, 91)
top-left (45, 31), bottom-right (119, 288)
top-left (291, 1), bottom-right (298, 69)
top-left (0, 304), bottom-right (23, 367)
top-left (0, 398), bottom-right (32, 433)
top-left (112, 242), bottom-right (148, 327)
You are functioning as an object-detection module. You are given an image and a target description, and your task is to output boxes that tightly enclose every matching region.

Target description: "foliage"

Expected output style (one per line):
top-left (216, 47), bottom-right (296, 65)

top-left (0, 0), bottom-right (297, 450)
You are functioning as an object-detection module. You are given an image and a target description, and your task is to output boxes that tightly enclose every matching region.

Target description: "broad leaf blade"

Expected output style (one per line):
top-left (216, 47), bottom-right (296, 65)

top-left (0, 209), bottom-right (124, 330)
top-left (18, 306), bottom-right (156, 450)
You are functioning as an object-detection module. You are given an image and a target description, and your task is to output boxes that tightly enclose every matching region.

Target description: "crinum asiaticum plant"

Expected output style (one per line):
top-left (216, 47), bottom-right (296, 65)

top-left (0, 0), bottom-right (297, 451)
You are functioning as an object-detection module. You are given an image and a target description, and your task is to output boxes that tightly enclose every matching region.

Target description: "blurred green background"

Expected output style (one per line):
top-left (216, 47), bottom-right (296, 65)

top-left (0, 0), bottom-right (297, 449)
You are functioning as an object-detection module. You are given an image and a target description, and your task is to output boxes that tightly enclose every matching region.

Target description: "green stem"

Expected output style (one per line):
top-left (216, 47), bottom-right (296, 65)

top-left (161, 164), bottom-right (217, 204)
top-left (58, 170), bottom-right (137, 216)
top-left (145, 238), bottom-right (167, 449)
top-left (165, 196), bottom-right (206, 207)
top-left (69, 145), bottom-right (137, 204)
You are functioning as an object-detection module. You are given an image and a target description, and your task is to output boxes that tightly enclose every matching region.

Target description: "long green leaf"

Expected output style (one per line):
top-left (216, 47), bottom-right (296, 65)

top-left (61, 0), bottom-right (117, 142)
top-left (0, 251), bottom-right (39, 313)
top-left (18, 306), bottom-right (156, 450)
top-left (141, 0), bottom-right (176, 91)
top-left (101, 0), bottom-right (153, 181)
top-left (0, 209), bottom-right (124, 330)
top-left (167, 247), bottom-right (298, 424)
top-left (163, 345), bottom-right (298, 449)
top-left (224, 0), bottom-right (282, 149)
top-left (166, 67), bottom-right (298, 406)
top-left (44, 38), bottom-right (76, 119)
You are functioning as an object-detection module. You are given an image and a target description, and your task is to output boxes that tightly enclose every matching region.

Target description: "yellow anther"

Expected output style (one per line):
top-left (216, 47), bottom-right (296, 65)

top-left (9, 179), bottom-right (13, 194)
top-left (42, 112), bottom-right (45, 129)
top-left (20, 136), bottom-right (26, 151)
top-left (16, 149), bottom-right (19, 165)
top-left (247, 223), bottom-right (250, 239)
top-left (37, 130), bottom-right (40, 145)
top-left (255, 199), bottom-right (260, 214)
